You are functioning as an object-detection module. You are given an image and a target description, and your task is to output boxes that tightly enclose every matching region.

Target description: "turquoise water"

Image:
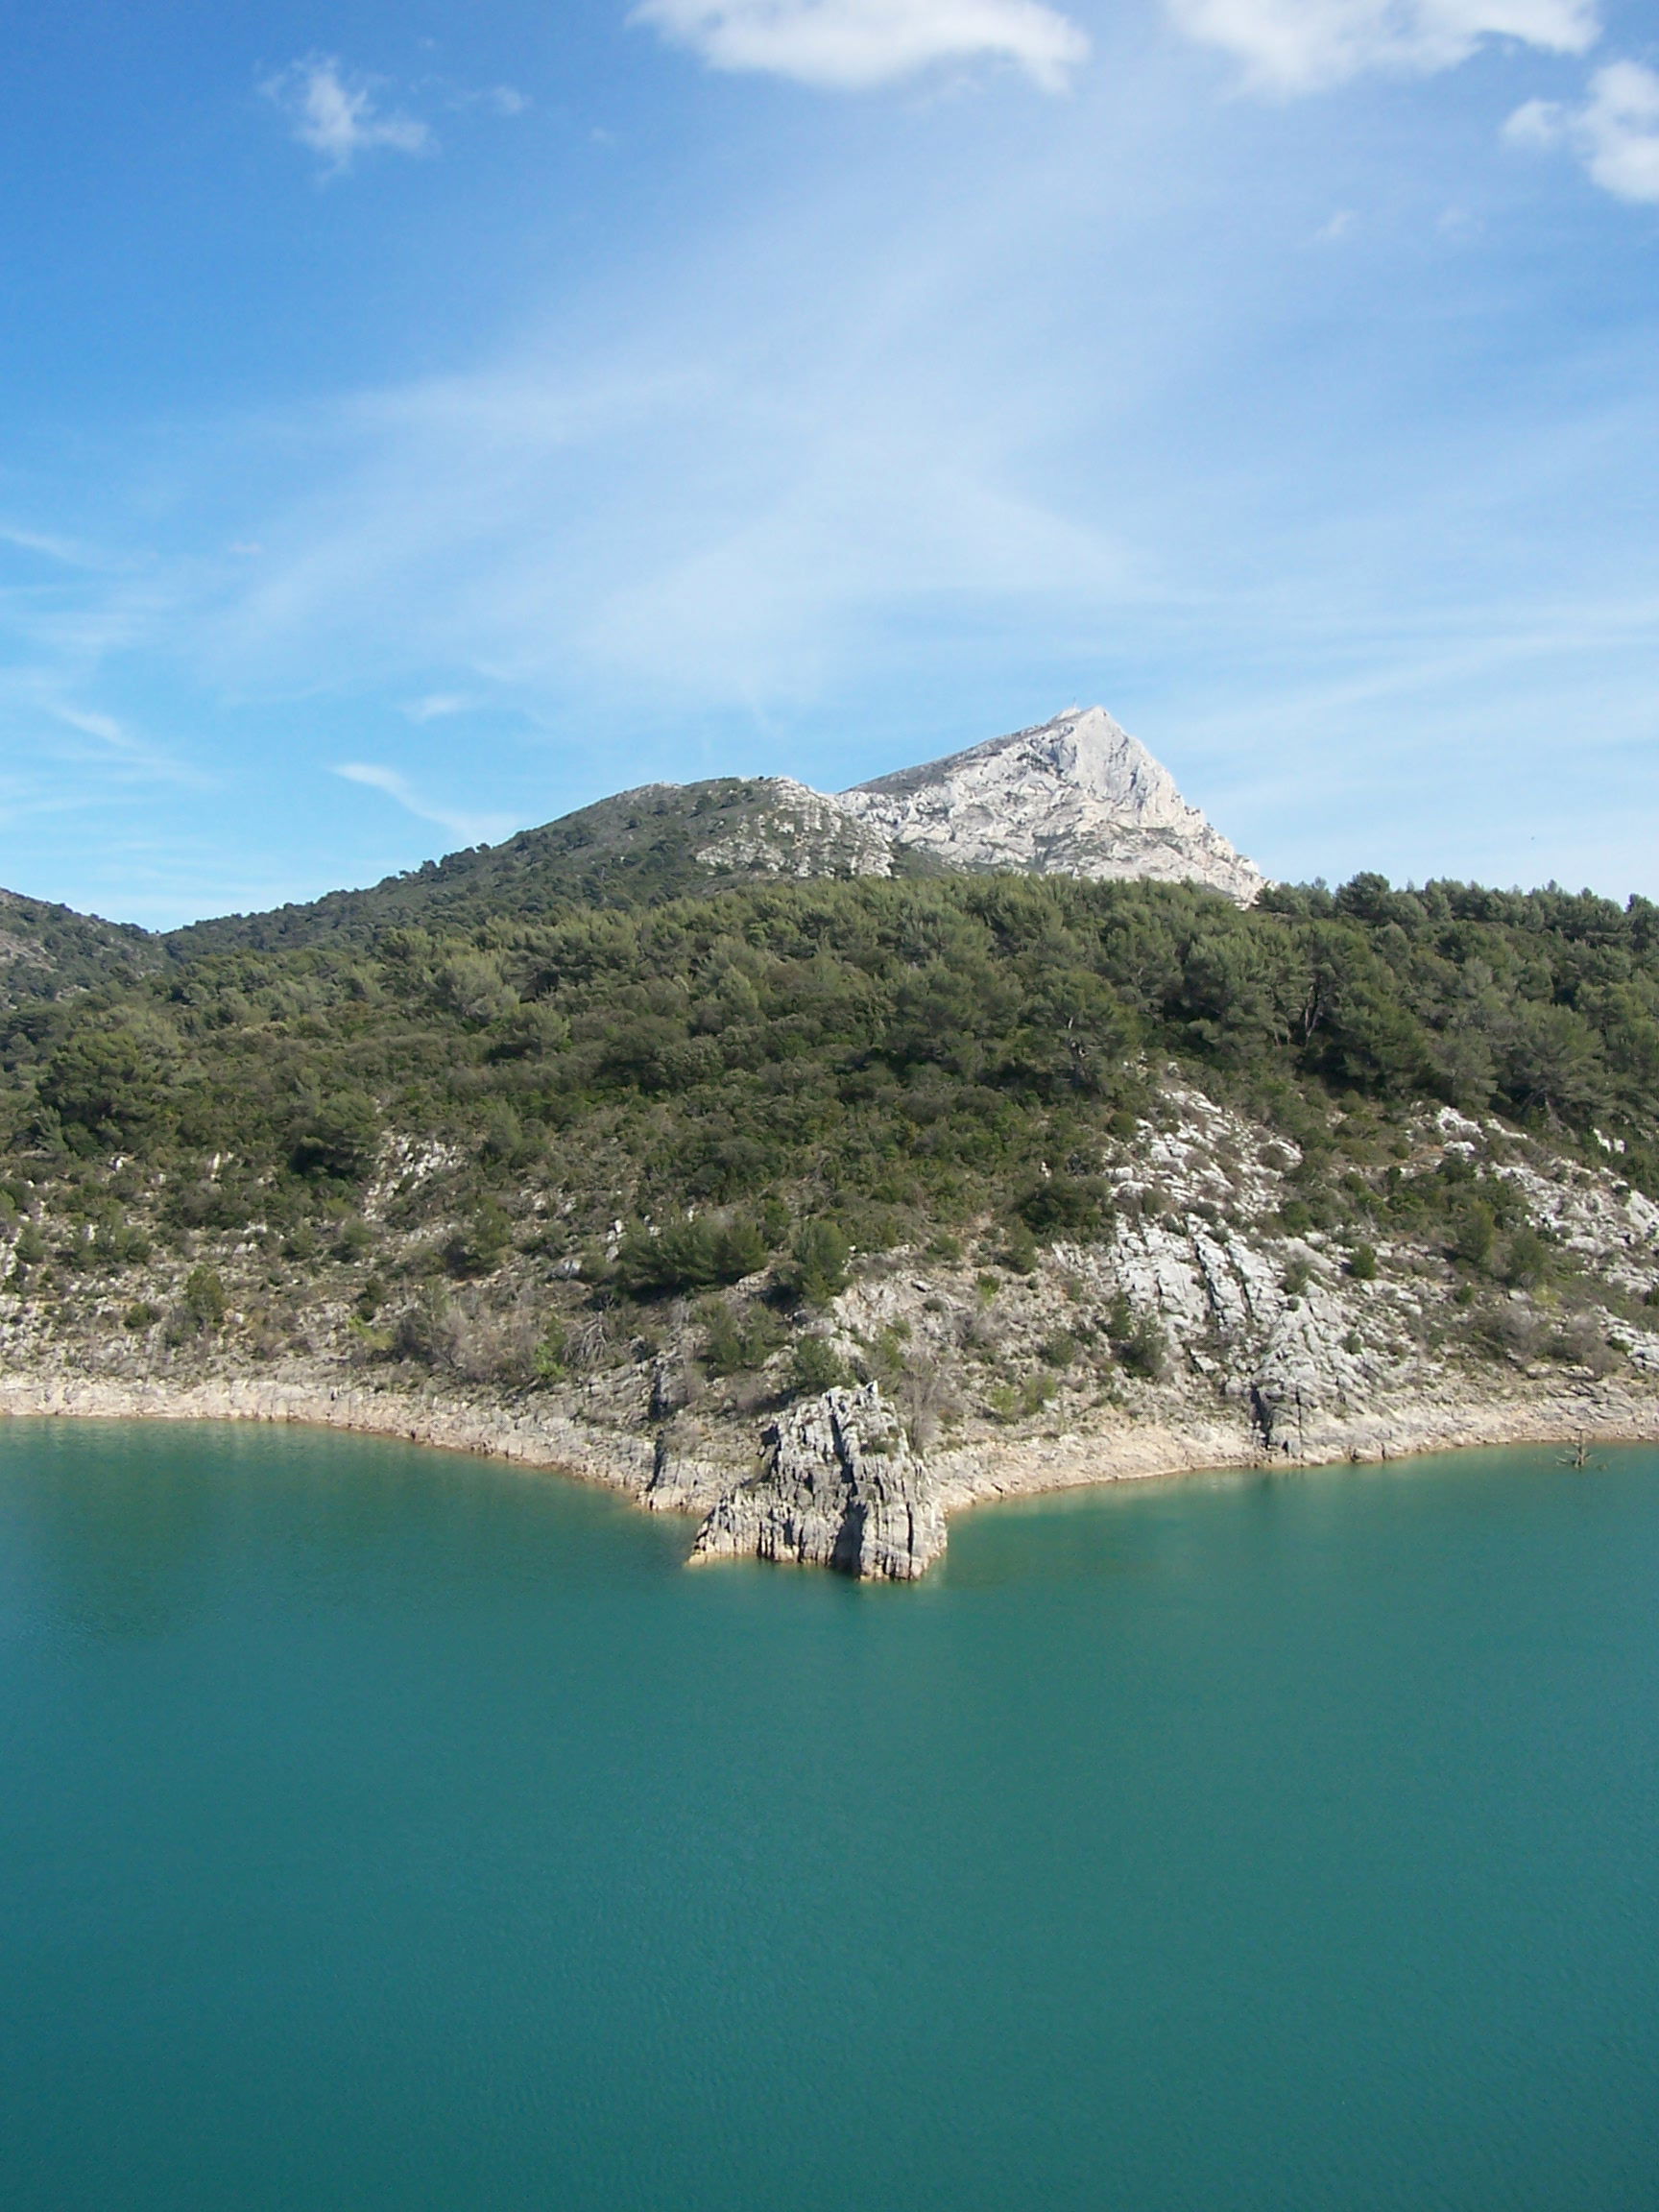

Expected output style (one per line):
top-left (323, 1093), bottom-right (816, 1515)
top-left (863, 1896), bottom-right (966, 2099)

top-left (3, 1424), bottom-right (1657, 2210)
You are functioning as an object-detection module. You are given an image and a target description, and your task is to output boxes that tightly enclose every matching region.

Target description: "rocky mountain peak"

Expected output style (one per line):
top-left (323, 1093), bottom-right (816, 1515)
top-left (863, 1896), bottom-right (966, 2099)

top-left (838, 706), bottom-right (1263, 903)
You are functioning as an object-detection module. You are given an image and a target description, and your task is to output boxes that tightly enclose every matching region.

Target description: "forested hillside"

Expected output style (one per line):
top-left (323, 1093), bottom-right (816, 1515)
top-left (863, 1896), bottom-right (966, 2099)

top-left (0, 888), bottom-right (161, 1011)
top-left (160, 775), bottom-right (911, 962)
top-left (6, 870), bottom-right (1657, 1275)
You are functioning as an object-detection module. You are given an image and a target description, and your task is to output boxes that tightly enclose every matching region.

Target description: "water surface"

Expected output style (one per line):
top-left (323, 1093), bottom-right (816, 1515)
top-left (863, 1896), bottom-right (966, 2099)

top-left (3, 1422), bottom-right (1657, 2210)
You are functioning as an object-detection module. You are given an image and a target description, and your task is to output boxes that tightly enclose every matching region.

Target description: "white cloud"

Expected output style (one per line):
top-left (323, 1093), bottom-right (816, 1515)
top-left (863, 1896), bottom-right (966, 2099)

top-left (263, 57), bottom-right (433, 174)
top-left (402, 693), bottom-right (477, 721)
top-left (1166, 0), bottom-right (1599, 93)
top-left (1506, 60), bottom-right (1659, 202)
top-left (631, 0), bottom-right (1089, 91)
top-left (333, 762), bottom-right (516, 844)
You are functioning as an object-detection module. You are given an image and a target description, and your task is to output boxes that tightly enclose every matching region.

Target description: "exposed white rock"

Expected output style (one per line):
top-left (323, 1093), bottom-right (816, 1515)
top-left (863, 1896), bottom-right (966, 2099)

top-left (839, 706), bottom-right (1264, 903)
top-left (690, 1381), bottom-right (947, 1579)
top-left (694, 778), bottom-right (893, 879)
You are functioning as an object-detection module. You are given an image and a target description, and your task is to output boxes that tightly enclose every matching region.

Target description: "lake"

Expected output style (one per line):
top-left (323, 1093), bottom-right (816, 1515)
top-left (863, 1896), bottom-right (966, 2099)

top-left (3, 1420), bottom-right (1656, 2209)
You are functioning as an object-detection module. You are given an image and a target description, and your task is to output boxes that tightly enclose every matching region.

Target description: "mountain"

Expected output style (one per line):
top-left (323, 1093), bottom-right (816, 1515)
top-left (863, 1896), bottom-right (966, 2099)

top-left (161, 775), bottom-right (900, 960)
top-left (158, 706), bottom-right (1260, 960)
top-left (838, 707), bottom-right (1264, 903)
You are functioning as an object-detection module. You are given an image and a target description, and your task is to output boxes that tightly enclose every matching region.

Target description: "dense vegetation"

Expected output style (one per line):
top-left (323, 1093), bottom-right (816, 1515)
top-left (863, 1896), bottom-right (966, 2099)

top-left (4, 870), bottom-right (1658, 1301)
top-left (162, 777), bottom-right (924, 960)
top-left (0, 889), bottom-right (161, 1011)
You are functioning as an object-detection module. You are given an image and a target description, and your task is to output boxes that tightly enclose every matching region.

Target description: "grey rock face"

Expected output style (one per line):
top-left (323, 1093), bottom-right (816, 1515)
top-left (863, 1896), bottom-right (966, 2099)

top-left (690, 1381), bottom-right (947, 1579)
top-left (839, 706), bottom-right (1263, 903)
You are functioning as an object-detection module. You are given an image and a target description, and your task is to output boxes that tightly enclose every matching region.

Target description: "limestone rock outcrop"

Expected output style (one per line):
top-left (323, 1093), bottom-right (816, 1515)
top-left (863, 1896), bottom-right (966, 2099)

top-left (692, 778), bottom-right (894, 879)
top-left (689, 1381), bottom-right (947, 1579)
top-left (839, 706), bottom-right (1263, 903)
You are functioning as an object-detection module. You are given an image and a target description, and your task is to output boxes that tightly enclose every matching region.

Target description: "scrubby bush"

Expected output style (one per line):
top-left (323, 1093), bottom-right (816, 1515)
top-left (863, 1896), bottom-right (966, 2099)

top-left (791, 1220), bottom-right (849, 1308)
top-left (699, 1297), bottom-right (782, 1378)
top-left (999, 1221), bottom-right (1039, 1274)
top-left (288, 1091), bottom-right (379, 1182)
top-left (1107, 1292), bottom-right (1168, 1381)
top-left (1014, 1173), bottom-right (1115, 1240)
top-left (789, 1334), bottom-right (849, 1396)
top-left (444, 1199), bottom-right (513, 1279)
top-left (1502, 1227), bottom-right (1553, 1289)
top-left (181, 1265), bottom-right (227, 1329)
top-left (616, 1214), bottom-right (771, 1298)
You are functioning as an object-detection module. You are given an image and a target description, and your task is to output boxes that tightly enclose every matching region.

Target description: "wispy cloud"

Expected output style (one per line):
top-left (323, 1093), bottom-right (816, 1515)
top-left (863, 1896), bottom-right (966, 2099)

top-left (631, 0), bottom-right (1090, 92)
top-left (1506, 60), bottom-right (1659, 203)
top-left (402, 693), bottom-right (478, 722)
top-left (0, 522), bottom-right (108, 568)
top-left (333, 762), bottom-right (517, 845)
top-left (262, 56), bottom-right (433, 175)
top-left (1166, 0), bottom-right (1599, 94)
top-left (41, 699), bottom-right (208, 789)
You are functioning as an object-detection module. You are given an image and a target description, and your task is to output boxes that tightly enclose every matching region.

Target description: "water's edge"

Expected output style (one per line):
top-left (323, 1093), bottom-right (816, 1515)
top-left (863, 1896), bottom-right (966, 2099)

top-left (4, 1366), bottom-right (1656, 1572)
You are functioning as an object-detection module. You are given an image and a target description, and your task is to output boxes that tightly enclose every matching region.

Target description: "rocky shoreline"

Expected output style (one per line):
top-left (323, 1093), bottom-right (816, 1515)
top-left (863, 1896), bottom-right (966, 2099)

top-left (6, 1091), bottom-right (1658, 1580)
top-left (4, 1358), bottom-right (1656, 1580)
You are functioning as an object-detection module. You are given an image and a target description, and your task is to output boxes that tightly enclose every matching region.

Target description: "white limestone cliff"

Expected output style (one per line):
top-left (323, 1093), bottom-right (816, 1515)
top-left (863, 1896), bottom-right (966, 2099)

top-left (837, 706), bottom-right (1263, 903)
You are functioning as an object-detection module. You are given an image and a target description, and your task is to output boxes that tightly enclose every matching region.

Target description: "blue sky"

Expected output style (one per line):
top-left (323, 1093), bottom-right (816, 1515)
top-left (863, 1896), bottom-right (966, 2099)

top-left (1, 0), bottom-right (1655, 925)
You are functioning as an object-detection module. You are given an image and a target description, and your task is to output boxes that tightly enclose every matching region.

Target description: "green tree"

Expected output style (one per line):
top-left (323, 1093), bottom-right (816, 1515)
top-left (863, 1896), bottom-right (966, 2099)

top-left (289, 1090), bottom-right (380, 1181)
top-left (181, 1265), bottom-right (227, 1330)
top-left (790, 1335), bottom-right (848, 1396)
top-left (791, 1220), bottom-right (849, 1307)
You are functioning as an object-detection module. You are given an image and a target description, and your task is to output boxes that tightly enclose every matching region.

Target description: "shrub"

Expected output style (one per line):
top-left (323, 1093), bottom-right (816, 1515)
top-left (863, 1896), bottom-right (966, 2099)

top-left (534, 1320), bottom-right (568, 1382)
top-left (701, 1300), bottom-right (747, 1377)
top-left (334, 1217), bottom-right (375, 1262)
top-left (289, 1091), bottom-right (379, 1182)
top-left (396, 1285), bottom-right (548, 1386)
top-left (1107, 1292), bottom-right (1167, 1381)
top-left (616, 1215), bottom-right (770, 1299)
top-left (988, 1373), bottom-right (1055, 1424)
top-left (1472, 1300), bottom-right (1542, 1363)
top-left (1000, 1221), bottom-right (1039, 1274)
top-left (12, 1222), bottom-right (46, 1268)
top-left (1502, 1227), bottom-right (1552, 1289)
top-left (1453, 1199), bottom-right (1496, 1271)
top-left (791, 1220), bottom-right (850, 1308)
top-left (1542, 1311), bottom-right (1617, 1376)
top-left (894, 1359), bottom-right (955, 1450)
top-left (790, 1335), bottom-right (849, 1396)
top-left (1346, 1241), bottom-right (1378, 1281)
top-left (181, 1265), bottom-right (227, 1330)
top-left (712, 1218), bottom-right (768, 1282)
top-left (1014, 1173), bottom-right (1115, 1240)
top-left (444, 1199), bottom-right (513, 1279)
